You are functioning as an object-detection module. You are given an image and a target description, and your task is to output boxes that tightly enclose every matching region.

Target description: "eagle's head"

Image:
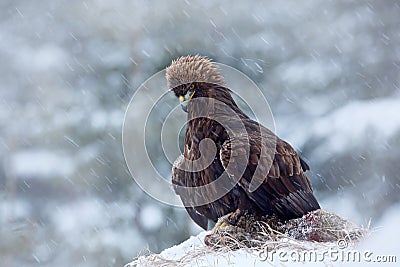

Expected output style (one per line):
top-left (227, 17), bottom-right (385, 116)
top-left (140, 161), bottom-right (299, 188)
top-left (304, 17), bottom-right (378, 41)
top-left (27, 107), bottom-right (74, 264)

top-left (166, 55), bottom-right (226, 112)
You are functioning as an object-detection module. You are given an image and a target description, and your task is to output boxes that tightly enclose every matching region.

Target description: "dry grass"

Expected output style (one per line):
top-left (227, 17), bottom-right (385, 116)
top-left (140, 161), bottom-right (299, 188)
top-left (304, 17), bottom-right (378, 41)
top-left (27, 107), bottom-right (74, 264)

top-left (126, 209), bottom-right (369, 267)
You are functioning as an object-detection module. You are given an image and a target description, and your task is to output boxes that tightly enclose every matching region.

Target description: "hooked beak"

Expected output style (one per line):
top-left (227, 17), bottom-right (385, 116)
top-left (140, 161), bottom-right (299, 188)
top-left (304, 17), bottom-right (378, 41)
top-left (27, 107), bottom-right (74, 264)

top-left (179, 95), bottom-right (188, 113)
top-left (179, 91), bottom-right (195, 113)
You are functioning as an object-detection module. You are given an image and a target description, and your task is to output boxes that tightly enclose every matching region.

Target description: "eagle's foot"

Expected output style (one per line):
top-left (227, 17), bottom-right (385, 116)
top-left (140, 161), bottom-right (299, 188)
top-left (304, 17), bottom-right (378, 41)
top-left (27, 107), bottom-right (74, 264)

top-left (211, 209), bottom-right (244, 233)
top-left (211, 213), bottom-right (232, 233)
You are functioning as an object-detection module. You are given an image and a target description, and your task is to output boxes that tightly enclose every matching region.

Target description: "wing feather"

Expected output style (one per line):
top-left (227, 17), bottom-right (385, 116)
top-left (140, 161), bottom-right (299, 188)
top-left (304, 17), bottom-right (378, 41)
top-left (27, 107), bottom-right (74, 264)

top-left (184, 207), bottom-right (208, 230)
top-left (220, 125), bottom-right (320, 219)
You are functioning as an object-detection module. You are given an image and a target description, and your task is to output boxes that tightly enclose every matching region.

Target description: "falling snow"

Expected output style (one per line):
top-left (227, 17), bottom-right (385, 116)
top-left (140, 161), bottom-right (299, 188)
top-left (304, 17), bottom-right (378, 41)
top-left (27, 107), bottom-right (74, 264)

top-left (0, 0), bottom-right (399, 266)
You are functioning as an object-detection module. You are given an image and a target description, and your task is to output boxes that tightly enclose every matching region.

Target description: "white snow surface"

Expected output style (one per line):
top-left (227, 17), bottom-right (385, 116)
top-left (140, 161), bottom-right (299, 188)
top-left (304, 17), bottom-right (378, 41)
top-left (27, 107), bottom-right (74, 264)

top-left (132, 231), bottom-right (278, 267)
top-left (130, 205), bottom-right (400, 267)
top-left (129, 232), bottom-right (372, 267)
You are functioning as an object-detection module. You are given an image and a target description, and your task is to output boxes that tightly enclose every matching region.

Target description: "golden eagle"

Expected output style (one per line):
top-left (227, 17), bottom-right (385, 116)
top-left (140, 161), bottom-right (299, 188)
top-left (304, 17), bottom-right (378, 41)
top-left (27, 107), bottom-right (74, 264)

top-left (166, 55), bottom-right (320, 230)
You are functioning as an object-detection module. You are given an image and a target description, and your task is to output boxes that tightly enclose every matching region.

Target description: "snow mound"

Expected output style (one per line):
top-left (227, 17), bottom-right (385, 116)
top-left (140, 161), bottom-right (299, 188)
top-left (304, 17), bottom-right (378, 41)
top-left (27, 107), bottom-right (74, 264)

top-left (126, 210), bottom-right (368, 266)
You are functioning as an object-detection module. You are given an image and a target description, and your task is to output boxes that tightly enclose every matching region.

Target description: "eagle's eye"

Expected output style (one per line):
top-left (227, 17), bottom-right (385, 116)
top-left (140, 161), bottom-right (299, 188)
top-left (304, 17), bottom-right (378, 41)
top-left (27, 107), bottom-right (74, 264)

top-left (189, 83), bottom-right (195, 90)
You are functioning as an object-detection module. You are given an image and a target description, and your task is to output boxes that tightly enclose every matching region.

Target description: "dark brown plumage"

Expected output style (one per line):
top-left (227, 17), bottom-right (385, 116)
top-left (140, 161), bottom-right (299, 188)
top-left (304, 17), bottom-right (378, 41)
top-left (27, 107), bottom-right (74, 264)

top-left (167, 55), bottom-right (320, 230)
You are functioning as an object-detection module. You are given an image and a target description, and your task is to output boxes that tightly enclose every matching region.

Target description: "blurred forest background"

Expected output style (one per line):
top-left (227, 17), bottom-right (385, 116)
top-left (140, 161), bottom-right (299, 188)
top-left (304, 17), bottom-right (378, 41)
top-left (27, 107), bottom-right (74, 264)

top-left (1, 0), bottom-right (399, 266)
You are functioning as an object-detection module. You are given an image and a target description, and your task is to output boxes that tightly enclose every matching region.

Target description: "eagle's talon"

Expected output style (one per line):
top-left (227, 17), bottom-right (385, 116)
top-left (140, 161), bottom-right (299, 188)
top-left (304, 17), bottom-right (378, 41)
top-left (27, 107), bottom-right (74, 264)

top-left (219, 221), bottom-right (230, 228)
top-left (211, 213), bottom-right (233, 232)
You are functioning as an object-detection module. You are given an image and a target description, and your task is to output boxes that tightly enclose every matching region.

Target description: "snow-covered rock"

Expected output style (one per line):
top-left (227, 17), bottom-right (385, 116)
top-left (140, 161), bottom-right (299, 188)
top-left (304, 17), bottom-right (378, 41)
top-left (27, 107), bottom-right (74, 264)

top-left (127, 210), bottom-right (373, 267)
top-left (127, 231), bottom-right (370, 266)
